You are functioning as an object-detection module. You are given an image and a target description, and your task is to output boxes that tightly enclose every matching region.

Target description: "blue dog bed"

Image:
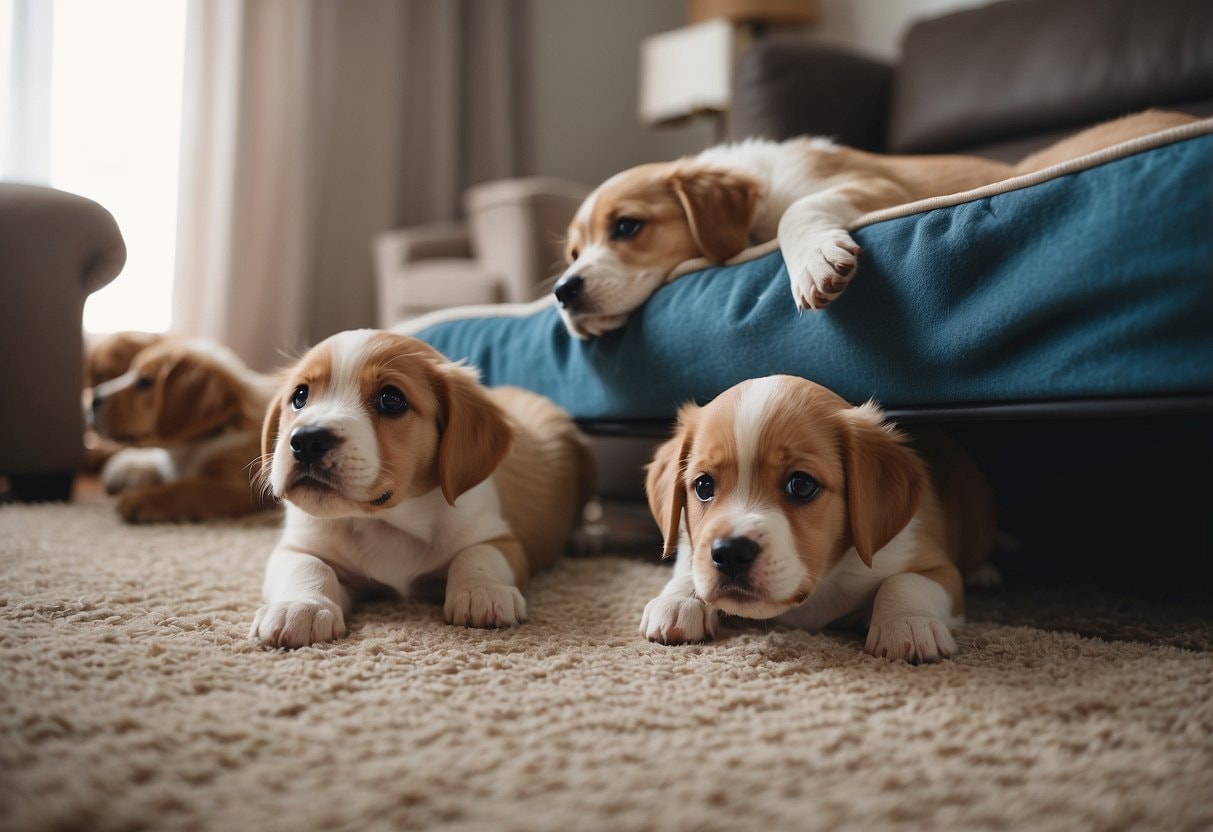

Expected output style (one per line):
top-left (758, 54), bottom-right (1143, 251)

top-left (413, 126), bottom-right (1213, 421)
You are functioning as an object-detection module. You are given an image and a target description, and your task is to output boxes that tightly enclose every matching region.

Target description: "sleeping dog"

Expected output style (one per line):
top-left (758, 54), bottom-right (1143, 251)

top-left (91, 337), bottom-right (274, 523)
top-left (555, 109), bottom-right (1195, 339)
top-left (555, 139), bottom-right (1011, 337)
top-left (251, 330), bottom-right (594, 648)
top-left (641, 375), bottom-right (995, 663)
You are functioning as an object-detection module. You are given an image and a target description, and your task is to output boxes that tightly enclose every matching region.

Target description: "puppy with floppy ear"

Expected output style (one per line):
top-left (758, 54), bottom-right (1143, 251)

top-left (640, 375), bottom-right (994, 663)
top-left (82, 330), bottom-right (164, 472)
top-left (90, 338), bottom-right (273, 523)
top-left (251, 329), bottom-right (594, 649)
top-left (556, 135), bottom-right (1015, 338)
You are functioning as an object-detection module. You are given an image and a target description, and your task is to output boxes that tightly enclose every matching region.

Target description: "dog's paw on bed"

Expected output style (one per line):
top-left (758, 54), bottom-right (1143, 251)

top-left (250, 600), bottom-right (347, 649)
top-left (783, 230), bottom-right (861, 311)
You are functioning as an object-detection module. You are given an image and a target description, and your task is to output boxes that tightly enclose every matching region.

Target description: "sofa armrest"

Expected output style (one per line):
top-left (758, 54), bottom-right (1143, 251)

top-left (0, 183), bottom-right (127, 478)
top-left (374, 222), bottom-right (472, 273)
top-left (728, 37), bottom-right (893, 150)
top-left (374, 223), bottom-right (475, 327)
top-left (464, 177), bottom-right (590, 303)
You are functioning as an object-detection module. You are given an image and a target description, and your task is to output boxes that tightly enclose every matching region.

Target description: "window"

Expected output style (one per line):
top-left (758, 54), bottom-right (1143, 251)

top-left (1, 0), bottom-right (187, 334)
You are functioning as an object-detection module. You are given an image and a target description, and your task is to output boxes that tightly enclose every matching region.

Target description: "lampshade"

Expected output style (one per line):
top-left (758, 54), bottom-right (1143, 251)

top-left (639, 18), bottom-right (734, 126)
top-left (689, 0), bottom-right (820, 25)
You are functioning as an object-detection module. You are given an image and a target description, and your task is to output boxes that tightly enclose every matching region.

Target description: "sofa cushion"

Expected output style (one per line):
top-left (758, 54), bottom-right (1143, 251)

top-left (411, 125), bottom-right (1213, 421)
top-left (888, 0), bottom-right (1213, 155)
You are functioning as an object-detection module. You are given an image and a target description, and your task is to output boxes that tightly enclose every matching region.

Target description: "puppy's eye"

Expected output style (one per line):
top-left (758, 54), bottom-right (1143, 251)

top-left (610, 217), bottom-right (644, 241)
top-left (693, 474), bottom-right (715, 502)
top-left (568, 248), bottom-right (580, 262)
top-left (134, 375), bottom-right (154, 391)
top-left (375, 385), bottom-right (408, 416)
top-left (291, 385), bottom-right (308, 410)
top-left (785, 472), bottom-right (820, 502)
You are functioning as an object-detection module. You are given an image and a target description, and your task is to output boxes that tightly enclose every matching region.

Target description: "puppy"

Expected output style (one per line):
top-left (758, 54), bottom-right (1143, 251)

top-left (555, 138), bottom-right (1013, 337)
top-left (85, 330), bottom-right (164, 390)
top-left (90, 337), bottom-right (273, 523)
top-left (556, 109), bottom-right (1199, 339)
top-left (82, 330), bottom-right (164, 472)
top-left (251, 329), bottom-right (594, 648)
top-left (640, 375), bottom-right (995, 663)
top-left (1015, 109), bottom-right (1198, 174)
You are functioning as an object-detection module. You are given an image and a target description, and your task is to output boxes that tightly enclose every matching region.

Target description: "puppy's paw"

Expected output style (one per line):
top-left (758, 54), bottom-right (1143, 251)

top-left (101, 448), bottom-right (168, 494)
top-left (250, 600), bottom-right (346, 648)
top-left (640, 596), bottom-right (717, 644)
top-left (784, 230), bottom-right (861, 311)
top-left (865, 616), bottom-right (956, 663)
top-left (444, 584), bottom-right (527, 628)
top-left (118, 488), bottom-right (184, 524)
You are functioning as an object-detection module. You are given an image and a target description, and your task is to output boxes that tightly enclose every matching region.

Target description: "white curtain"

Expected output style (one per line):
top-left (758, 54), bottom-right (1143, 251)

top-left (173, 0), bottom-right (522, 371)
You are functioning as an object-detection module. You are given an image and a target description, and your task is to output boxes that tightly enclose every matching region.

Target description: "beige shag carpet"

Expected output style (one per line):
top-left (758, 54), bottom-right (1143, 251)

top-left (2, 496), bottom-right (1211, 832)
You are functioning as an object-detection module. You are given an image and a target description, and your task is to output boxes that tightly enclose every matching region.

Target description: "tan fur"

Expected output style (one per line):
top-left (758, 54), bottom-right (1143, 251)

top-left (263, 332), bottom-right (594, 581)
top-left (85, 330), bottom-right (163, 389)
top-left (558, 137), bottom-right (1015, 336)
top-left (802, 146), bottom-right (1014, 212)
top-left (668, 167), bottom-right (762, 263)
top-left (647, 376), bottom-right (993, 626)
top-left (1016, 109), bottom-right (1198, 174)
top-left (490, 387), bottom-right (596, 579)
top-left (93, 340), bottom-right (269, 523)
top-left (835, 403), bottom-right (927, 568)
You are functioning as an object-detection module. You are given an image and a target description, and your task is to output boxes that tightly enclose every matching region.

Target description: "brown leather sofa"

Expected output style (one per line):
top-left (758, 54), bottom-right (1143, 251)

top-left (0, 184), bottom-right (127, 501)
top-left (729, 0), bottom-right (1213, 159)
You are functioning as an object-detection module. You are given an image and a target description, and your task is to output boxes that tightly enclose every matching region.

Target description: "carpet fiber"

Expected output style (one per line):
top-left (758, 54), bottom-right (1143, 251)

top-left (2, 497), bottom-right (1211, 832)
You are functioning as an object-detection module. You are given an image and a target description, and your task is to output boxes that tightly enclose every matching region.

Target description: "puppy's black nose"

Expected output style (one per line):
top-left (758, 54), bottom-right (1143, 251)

top-left (711, 536), bottom-right (760, 580)
top-left (553, 274), bottom-right (584, 308)
top-left (290, 426), bottom-right (336, 465)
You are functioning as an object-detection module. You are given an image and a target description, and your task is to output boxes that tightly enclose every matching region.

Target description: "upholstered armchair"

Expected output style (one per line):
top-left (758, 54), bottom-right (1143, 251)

top-left (374, 177), bottom-right (590, 327)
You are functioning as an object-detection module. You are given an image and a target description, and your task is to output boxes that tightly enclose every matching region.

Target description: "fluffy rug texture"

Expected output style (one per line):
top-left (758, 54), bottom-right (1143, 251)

top-left (1, 496), bottom-right (1211, 832)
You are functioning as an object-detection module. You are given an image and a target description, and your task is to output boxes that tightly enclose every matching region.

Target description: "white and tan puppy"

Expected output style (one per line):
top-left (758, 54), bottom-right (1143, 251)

top-left (555, 138), bottom-right (1013, 337)
top-left (91, 337), bottom-right (273, 523)
top-left (641, 375), bottom-right (995, 663)
top-left (251, 329), bottom-right (594, 649)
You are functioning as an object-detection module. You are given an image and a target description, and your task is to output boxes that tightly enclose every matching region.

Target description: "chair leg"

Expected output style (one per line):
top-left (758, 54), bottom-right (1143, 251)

top-left (7, 471), bottom-right (75, 503)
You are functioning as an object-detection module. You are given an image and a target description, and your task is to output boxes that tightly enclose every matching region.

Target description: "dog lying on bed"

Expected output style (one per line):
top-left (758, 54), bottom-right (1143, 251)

top-left (250, 330), bottom-right (594, 648)
top-left (91, 337), bottom-right (274, 523)
top-left (641, 375), bottom-right (995, 663)
top-left (555, 109), bottom-right (1195, 339)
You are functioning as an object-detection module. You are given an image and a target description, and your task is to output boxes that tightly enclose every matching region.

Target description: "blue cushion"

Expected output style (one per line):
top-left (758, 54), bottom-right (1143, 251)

top-left (416, 133), bottom-right (1213, 420)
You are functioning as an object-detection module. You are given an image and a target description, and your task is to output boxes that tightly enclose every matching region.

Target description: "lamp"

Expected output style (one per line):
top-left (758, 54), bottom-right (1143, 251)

top-left (639, 0), bottom-right (819, 132)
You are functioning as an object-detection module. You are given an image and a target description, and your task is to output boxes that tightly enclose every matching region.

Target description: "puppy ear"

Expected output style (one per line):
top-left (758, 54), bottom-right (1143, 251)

top-left (668, 167), bottom-right (761, 263)
top-left (261, 390), bottom-right (283, 461)
top-left (645, 405), bottom-right (699, 558)
top-left (155, 356), bottom-right (239, 442)
top-left (838, 402), bottom-right (926, 566)
top-left (434, 364), bottom-right (515, 506)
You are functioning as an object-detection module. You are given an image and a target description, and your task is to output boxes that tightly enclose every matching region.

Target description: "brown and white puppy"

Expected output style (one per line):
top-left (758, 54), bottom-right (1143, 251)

top-left (90, 337), bottom-right (273, 523)
top-left (251, 329), bottom-right (594, 649)
top-left (82, 330), bottom-right (165, 472)
top-left (85, 330), bottom-right (164, 391)
top-left (641, 375), bottom-right (995, 663)
top-left (555, 138), bottom-right (1013, 337)
top-left (556, 109), bottom-right (1199, 339)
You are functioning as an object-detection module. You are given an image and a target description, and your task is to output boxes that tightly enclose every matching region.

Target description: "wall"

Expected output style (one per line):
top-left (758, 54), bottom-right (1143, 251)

top-left (519, 0), bottom-right (715, 185)
top-left (517, 0), bottom-right (992, 184)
